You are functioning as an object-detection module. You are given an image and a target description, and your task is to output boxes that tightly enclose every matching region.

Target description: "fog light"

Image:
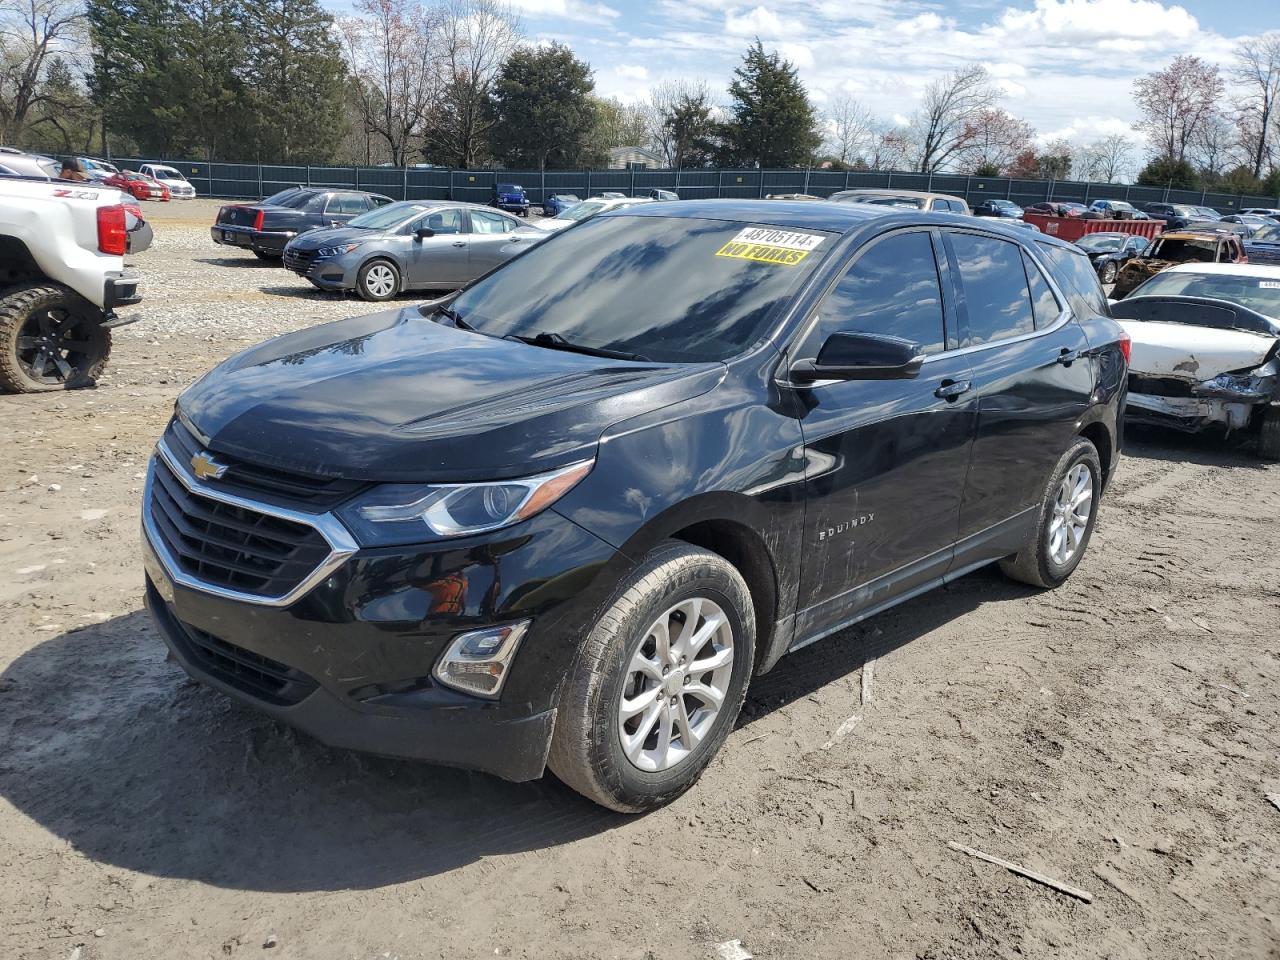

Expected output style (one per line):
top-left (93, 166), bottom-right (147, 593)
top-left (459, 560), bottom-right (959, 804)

top-left (433, 621), bottom-right (530, 698)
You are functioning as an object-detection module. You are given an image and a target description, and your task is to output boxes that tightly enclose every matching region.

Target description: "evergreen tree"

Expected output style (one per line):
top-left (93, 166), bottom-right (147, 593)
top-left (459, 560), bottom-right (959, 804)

top-left (240, 0), bottom-right (348, 162)
top-left (719, 41), bottom-right (820, 168)
top-left (1136, 156), bottom-right (1199, 190)
top-left (487, 43), bottom-right (598, 169)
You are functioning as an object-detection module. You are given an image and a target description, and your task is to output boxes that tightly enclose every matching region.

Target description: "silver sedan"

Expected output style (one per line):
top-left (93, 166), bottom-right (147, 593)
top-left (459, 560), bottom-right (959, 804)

top-left (282, 200), bottom-right (546, 301)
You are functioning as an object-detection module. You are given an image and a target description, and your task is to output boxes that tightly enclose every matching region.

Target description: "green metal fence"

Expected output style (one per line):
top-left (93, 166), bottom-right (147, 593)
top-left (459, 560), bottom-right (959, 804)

top-left (115, 159), bottom-right (1280, 211)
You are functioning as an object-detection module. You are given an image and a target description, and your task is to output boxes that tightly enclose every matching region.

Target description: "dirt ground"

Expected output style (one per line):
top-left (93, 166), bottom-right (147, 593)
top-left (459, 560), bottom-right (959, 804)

top-left (2, 201), bottom-right (1278, 960)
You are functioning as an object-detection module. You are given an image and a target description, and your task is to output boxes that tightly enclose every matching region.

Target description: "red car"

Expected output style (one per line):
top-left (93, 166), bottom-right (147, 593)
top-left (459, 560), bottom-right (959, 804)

top-left (104, 170), bottom-right (170, 202)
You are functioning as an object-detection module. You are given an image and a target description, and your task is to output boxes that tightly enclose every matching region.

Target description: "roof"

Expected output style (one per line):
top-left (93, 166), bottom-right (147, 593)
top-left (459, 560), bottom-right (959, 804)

top-left (1157, 230), bottom-right (1234, 241)
top-left (1161, 262), bottom-right (1280, 278)
top-left (608, 197), bottom-right (1079, 251)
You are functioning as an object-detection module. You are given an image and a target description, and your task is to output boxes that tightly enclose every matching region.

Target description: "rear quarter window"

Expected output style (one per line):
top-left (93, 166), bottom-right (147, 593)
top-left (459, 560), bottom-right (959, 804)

top-left (1036, 241), bottom-right (1110, 317)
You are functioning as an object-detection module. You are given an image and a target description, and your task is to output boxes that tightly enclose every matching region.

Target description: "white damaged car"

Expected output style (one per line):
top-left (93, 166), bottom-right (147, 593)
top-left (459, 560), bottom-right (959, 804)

top-left (1110, 263), bottom-right (1280, 458)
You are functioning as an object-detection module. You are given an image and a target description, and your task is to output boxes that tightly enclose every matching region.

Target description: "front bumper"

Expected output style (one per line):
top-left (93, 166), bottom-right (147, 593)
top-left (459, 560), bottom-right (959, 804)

top-left (282, 248), bottom-right (359, 288)
top-left (1125, 391), bottom-right (1260, 431)
top-left (211, 225), bottom-right (296, 254)
top-left (140, 452), bottom-right (623, 781)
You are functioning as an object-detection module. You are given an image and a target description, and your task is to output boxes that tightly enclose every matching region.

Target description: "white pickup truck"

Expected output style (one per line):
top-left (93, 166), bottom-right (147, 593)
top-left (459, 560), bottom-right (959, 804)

top-left (0, 175), bottom-right (149, 392)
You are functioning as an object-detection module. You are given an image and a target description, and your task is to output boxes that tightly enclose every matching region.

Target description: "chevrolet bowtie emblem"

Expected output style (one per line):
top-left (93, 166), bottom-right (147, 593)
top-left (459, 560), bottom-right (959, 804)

top-left (191, 451), bottom-right (229, 481)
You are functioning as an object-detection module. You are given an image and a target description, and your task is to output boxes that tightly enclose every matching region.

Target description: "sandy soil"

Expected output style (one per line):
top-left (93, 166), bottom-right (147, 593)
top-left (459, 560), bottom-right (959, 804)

top-left (1, 201), bottom-right (1278, 960)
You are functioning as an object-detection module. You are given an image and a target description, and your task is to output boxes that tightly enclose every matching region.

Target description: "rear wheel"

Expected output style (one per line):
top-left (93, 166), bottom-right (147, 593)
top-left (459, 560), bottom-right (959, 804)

top-left (549, 542), bottom-right (755, 812)
top-left (1258, 406), bottom-right (1280, 460)
top-left (1000, 438), bottom-right (1102, 589)
top-left (0, 283), bottom-right (110, 394)
top-left (356, 259), bottom-right (399, 301)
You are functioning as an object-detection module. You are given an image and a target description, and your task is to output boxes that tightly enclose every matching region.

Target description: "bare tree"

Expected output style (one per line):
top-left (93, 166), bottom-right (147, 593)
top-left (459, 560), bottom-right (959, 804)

top-left (1077, 133), bottom-right (1135, 183)
top-left (866, 125), bottom-right (912, 171)
top-left (1132, 54), bottom-right (1224, 164)
top-left (423, 0), bottom-right (520, 167)
top-left (644, 79), bottom-right (716, 167)
top-left (958, 108), bottom-right (1034, 174)
top-left (1189, 109), bottom-right (1237, 177)
top-left (823, 92), bottom-right (875, 165)
top-left (338, 0), bottom-right (441, 167)
top-left (1233, 34), bottom-right (1280, 179)
top-left (910, 64), bottom-right (1001, 173)
top-left (0, 0), bottom-right (85, 143)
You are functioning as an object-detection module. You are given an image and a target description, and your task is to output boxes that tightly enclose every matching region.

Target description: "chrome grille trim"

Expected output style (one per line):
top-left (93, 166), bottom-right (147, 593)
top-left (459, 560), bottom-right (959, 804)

top-left (142, 436), bottom-right (359, 608)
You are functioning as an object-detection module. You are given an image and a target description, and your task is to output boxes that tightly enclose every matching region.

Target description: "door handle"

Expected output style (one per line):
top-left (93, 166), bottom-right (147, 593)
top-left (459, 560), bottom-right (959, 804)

top-left (452, 241), bottom-right (465, 247)
top-left (934, 379), bottom-right (971, 401)
top-left (1056, 347), bottom-right (1079, 366)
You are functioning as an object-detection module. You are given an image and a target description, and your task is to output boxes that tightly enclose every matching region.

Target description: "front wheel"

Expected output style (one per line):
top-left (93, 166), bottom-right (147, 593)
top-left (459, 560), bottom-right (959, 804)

top-left (1100, 261), bottom-right (1118, 284)
top-left (1258, 406), bottom-right (1280, 460)
top-left (549, 542), bottom-right (755, 812)
top-left (1000, 438), bottom-right (1102, 588)
top-left (0, 283), bottom-right (111, 393)
top-left (356, 259), bottom-right (400, 301)
top-left (252, 250), bottom-right (279, 261)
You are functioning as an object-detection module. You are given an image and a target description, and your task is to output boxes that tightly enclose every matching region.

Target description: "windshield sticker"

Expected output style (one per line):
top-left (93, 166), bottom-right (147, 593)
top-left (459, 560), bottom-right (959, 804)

top-left (1260, 281), bottom-right (1280, 289)
top-left (716, 227), bottom-right (825, 266)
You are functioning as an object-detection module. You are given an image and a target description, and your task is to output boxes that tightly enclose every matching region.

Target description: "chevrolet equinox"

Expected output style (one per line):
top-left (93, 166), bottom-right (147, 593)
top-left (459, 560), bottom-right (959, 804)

top-left (142, 200), bottom-right (1129, 812)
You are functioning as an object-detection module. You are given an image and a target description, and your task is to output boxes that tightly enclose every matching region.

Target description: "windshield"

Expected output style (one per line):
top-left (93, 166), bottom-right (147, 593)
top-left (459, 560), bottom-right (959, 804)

top-left (557, 200), bottom-right (606, 221)
top-left (154, 167), bottom-right (185, 181)
top-left (448, 215), bottom-right (834, 362)
top-left (1253, 225), bottom-right (1280, 242)
top-left (497, 184), bottom-right (522, 192)
top-left (1150, 237), bottom-right (1217, 262)
top-left (1133, 272), bottom-right (1280, 318)
top-left (349, 202), bottom-right (431, 229)
top-left (1077, 235), bottom-right (1124, 252)
top-left (1194, 207), bottom-right (1220, 218)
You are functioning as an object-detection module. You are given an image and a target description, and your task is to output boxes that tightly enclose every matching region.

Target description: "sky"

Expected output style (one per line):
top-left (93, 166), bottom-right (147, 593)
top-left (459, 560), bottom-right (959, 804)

top-left (375, 0), bottom-right (1277, 150)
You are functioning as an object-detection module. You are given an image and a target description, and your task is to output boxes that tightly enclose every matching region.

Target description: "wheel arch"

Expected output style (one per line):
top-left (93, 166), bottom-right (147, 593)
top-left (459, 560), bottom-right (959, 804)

top-left (1077, 419), bottom-right (1113, 490)
top-left (356, 253), bottom-right (404, 293)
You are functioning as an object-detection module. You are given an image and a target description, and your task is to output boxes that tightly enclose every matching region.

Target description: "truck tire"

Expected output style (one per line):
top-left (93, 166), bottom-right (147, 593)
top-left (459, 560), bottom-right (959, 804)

top-left (999, 437), bottom-right (1102, 589)
top-left (0, 283), bottom-right (110, 394)
top-left (1258, 406), bottom-right (1280, 460)
top-left (548, 541), bottom-right (755, 813)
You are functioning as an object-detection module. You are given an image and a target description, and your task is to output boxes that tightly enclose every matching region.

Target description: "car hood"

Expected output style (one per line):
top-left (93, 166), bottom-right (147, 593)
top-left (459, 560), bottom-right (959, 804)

top-left (1117, 319), bottom-right (1275, 380)
top-left (288, 226), bottom-right (378, 248)
top-left (177, 307), bottom-right (723, 483)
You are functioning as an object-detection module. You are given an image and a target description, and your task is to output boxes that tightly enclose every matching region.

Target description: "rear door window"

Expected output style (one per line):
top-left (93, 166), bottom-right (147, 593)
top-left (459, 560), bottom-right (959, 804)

top-left (948, 233), bottom-right (1036, 346)
top-left (806, 230), bottom-right (947, 355)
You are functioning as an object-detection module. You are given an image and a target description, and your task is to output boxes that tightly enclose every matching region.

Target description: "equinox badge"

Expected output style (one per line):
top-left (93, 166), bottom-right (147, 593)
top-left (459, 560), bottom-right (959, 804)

top-left (190, 451), bottom-right (229, 481)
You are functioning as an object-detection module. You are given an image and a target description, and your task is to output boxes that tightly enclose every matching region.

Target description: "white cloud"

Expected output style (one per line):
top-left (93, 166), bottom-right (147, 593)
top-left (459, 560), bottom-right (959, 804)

top-left (508, 0), bottom-right (620, 23)
top-left (724, 5), bottom-right (804, 38)
top-left (777, 41), bottom-right (814, 70)
top-left (994, 0), bottom-right (1198, 46)
top-left (615, 63), bottom-right (650, 80)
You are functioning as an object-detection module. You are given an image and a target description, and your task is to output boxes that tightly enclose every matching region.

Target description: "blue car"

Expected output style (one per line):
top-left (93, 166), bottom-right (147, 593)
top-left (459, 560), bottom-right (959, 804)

top-left (1243, 222), bottom-right (1280, 265)
top-left (491, 182), bottom-right (530, 217)
top-left (542, 193), bottom-right (580, 217)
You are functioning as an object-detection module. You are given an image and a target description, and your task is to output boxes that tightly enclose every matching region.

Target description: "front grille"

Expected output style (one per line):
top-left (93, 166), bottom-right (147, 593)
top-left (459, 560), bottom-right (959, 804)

top-left (283, 247), bottom-right (318, 274)
top-left (149, 454), bottom-right (333, 597)
top-left (164, 419), bottom-right (365, 509)
top-left (176, 620), bottom-right (317, 705)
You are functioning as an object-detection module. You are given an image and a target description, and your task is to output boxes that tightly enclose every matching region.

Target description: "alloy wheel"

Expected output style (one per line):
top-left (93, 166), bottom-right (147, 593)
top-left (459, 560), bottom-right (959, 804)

top-left (617, 597), bottom-right (734, 772)
top-left (1047, 462), bottom-right (1093, 565)
top-left (16, 304), bottom-right (95, 386)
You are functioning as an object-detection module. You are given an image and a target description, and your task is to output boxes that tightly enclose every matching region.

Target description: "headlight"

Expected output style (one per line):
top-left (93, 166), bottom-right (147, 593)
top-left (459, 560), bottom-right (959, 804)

top-left (335, 459), bottom-right (594, 546)
top-left (316, 242), bottom-right (362, 258)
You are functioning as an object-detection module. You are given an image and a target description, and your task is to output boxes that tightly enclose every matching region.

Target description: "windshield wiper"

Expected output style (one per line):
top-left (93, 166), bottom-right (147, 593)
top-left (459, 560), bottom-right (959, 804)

top-left (433, 304), bottom-right (474, 331)
top-left (505, 331), bottom-right (649, 362)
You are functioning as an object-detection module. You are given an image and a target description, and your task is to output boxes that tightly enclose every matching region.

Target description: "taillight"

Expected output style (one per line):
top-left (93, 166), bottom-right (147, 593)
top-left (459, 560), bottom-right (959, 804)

top-left (96, 204), bottom-right (127, 255)
top-left (218, 205), bottom-right (228, 221)
top-left (253, 209), bottom-right (264, 231)
top-left (1118, 330), bottom-right (1131, 365)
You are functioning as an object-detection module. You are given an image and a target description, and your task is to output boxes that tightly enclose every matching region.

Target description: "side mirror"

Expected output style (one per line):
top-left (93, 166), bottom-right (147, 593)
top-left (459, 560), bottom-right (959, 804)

top-left (789, 332), bottom-right (925, 383)
top-left (415, 227), bottom-right (434, 241)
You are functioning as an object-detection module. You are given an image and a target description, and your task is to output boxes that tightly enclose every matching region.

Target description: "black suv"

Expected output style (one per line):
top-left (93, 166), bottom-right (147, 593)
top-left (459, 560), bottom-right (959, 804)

top-left (143, 201), bottom-right (1128, 812)
top-left (212, 188), bottom-right (393, 259)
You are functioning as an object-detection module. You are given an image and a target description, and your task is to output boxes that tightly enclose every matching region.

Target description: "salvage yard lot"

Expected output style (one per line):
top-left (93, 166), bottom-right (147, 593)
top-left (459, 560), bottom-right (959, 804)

top-left (1, 201), bottom-right (1278, 960)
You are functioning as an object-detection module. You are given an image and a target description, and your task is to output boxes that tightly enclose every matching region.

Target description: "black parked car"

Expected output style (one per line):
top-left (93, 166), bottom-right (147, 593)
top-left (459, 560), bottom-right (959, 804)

top-left (1074, 231), bottom-right (1149, 284)
top-left (1138, 202), bottom-right (1203, 229)
top-left (211, 188), bottom-right (393, 259)
top-left (142, 200), bottom-right (1128, 812)
top-left (973, 199), bottom-right (1024, 218)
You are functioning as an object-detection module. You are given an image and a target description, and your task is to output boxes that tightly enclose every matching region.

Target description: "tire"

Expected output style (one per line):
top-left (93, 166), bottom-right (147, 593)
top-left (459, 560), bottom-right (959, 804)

top-left (356, 259), bottom-right (400, 302)
top-left (252, 250), bottom-right (279, 261)
top-left (0, 283), bottom-right (111, 394)
top-left (1100, 261), bottom-right (1118, 284)
top-left (999, 438), bottom-right (1102, 589)
top-left (548, 541), bottom-right (756, 813)
top-left (1258, 406), bottom-right (1280, 460)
